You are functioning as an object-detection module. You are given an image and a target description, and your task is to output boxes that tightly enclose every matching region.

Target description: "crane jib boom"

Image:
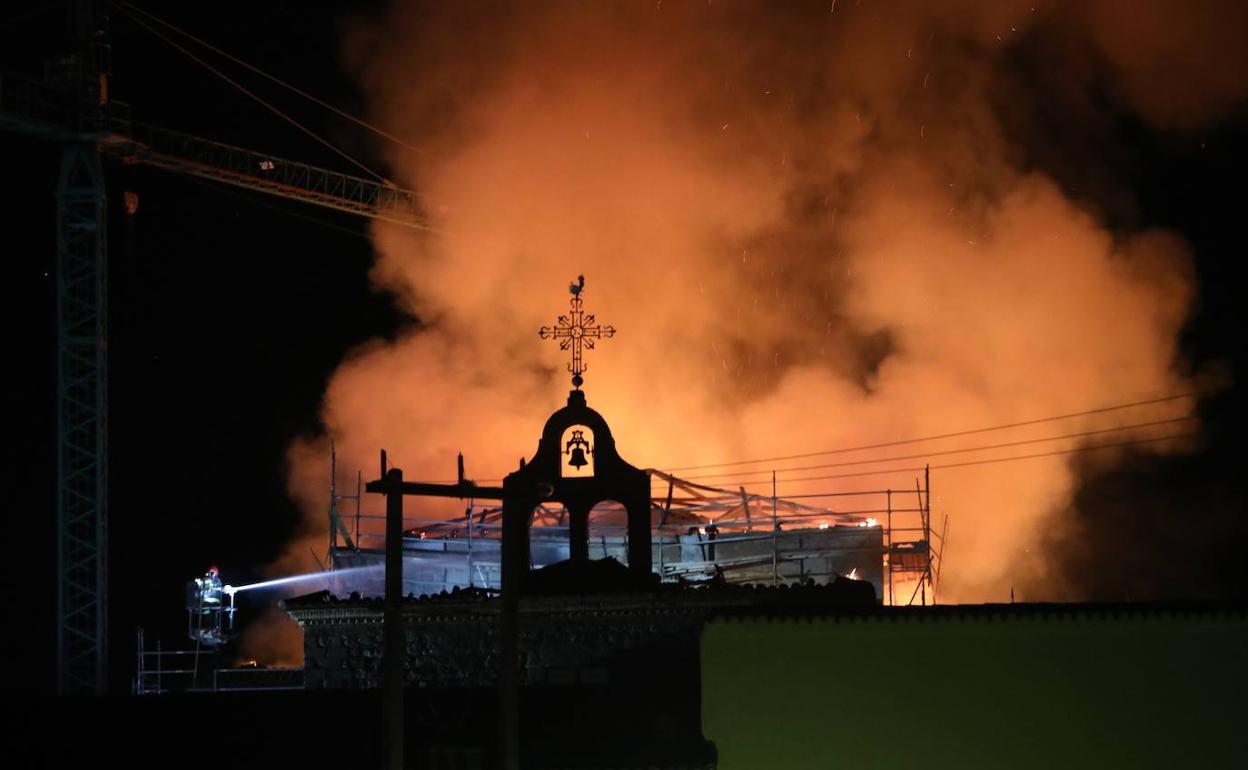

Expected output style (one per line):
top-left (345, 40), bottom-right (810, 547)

top-left (99, 124), bottom-right (431, 229)
top-left (1, 17), bottom-right (429, 695)
top-left (1, 72), bottom-right (429, 229)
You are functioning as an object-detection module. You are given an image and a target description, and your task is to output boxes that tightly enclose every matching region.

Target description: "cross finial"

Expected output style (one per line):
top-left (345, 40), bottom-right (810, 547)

top-left (539, 275), bottom-right (615, 389)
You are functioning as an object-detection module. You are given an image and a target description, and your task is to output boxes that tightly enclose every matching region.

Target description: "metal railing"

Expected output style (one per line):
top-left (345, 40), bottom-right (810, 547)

top-left (133, 627), bottom-right (304, 695)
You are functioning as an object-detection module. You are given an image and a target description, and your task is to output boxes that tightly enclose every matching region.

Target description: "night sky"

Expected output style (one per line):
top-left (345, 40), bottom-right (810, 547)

top-left (4, 1), bottom-right (1247, 697)
top-left (5, 1), bottom-right (402, 695)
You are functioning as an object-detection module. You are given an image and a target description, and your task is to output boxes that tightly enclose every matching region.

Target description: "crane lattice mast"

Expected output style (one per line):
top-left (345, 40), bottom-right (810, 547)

top-left (0, 2), bottom-right (426, 694)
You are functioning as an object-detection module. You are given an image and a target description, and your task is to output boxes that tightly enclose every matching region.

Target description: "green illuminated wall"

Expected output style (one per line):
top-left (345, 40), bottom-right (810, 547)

top-left (702, 608), bottom-right (1248, 769)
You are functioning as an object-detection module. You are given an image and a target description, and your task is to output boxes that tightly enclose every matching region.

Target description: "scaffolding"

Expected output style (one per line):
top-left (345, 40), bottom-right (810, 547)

top-left (327, 464), bottom-right (944, 606)
top-left (132, 627), bottom-right (304, 694)
top-left (134, 465), bottom-right (942, 697)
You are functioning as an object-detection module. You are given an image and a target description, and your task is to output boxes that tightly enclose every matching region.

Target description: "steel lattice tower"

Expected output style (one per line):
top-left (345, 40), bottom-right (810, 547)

top-left (0, 0), bottom-right (427, 694)
top-left (56, 144), bottom-right (108, 694)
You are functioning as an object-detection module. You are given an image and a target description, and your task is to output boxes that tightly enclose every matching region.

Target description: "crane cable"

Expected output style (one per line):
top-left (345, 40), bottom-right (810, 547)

top-left (110, 1), bottom-right (387, 182)
top-left (111, 0), bottom-right (426, 158)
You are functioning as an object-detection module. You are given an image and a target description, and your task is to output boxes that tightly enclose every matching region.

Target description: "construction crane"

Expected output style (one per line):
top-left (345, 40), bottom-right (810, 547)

top-left (0, 2), bottom-right (427, 694)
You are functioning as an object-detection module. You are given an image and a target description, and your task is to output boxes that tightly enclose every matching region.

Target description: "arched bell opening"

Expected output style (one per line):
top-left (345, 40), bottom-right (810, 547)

top-left (586, 500), bottom-right (630, 564)
top-left (500, 387), bottom-right (656, 596)
top-left (528, 503), bottom-right (570, 569)
top-left (560, 424), bottom-right (595, 477)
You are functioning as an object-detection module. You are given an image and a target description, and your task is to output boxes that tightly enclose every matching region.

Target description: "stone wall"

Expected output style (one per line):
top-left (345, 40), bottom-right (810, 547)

top-left (294, 592), bottom-right (710, 690)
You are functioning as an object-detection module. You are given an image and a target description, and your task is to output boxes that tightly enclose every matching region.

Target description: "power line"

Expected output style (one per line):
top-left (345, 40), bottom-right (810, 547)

top-left (931, 432), bottom-right (1196, 472)
top-left (111, 0), bottom-right (427, 158)
top-left (672, 415), bottom-right (1197, 482)
top-left (423, 404), bottom-right (1204, 490)
top-left (708, 431), bottom-right (1198, 489)
top-left (111, 2), bottom-right (386, 182)
top-left (376, 432), bottom-right (1196, 522)
top-left (656, 391), bottom-right (1205, 473)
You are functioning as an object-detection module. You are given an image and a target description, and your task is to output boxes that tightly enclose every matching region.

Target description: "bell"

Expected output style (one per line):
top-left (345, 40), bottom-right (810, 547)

top-left (568, 446), bottom-right (589, 470)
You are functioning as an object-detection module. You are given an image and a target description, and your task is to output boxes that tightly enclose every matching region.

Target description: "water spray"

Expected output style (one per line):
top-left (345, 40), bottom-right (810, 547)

top-left (223, 565), bottom-right (382, 596)
top-left (187, 565), bottom-right (383, 645)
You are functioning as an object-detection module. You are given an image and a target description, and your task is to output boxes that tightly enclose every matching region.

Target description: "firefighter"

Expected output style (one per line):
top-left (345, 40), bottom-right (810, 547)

top-left (198, 565), bottom-right (223, 605)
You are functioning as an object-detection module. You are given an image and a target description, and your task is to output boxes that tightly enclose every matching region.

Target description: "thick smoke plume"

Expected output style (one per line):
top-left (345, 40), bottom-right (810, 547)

top-left (262, 0), bottom-right (1248, 637)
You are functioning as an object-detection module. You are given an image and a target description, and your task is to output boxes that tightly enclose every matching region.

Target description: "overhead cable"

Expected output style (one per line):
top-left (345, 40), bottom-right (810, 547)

top-left (656, 391), bottom-right (1205, 473)
top-left (111, 1), bottom-right (386, 182)
top-left (712, 431), bottom-right (1198, 489)
top-left (672, 415), bottom-right (1197, 482)
top-left (112, 0), bottom-right (426, 157)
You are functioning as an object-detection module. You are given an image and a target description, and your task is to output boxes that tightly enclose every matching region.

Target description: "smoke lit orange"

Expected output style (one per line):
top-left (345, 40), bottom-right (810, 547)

top-left (245, 0), bottom-right (1248, 661)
